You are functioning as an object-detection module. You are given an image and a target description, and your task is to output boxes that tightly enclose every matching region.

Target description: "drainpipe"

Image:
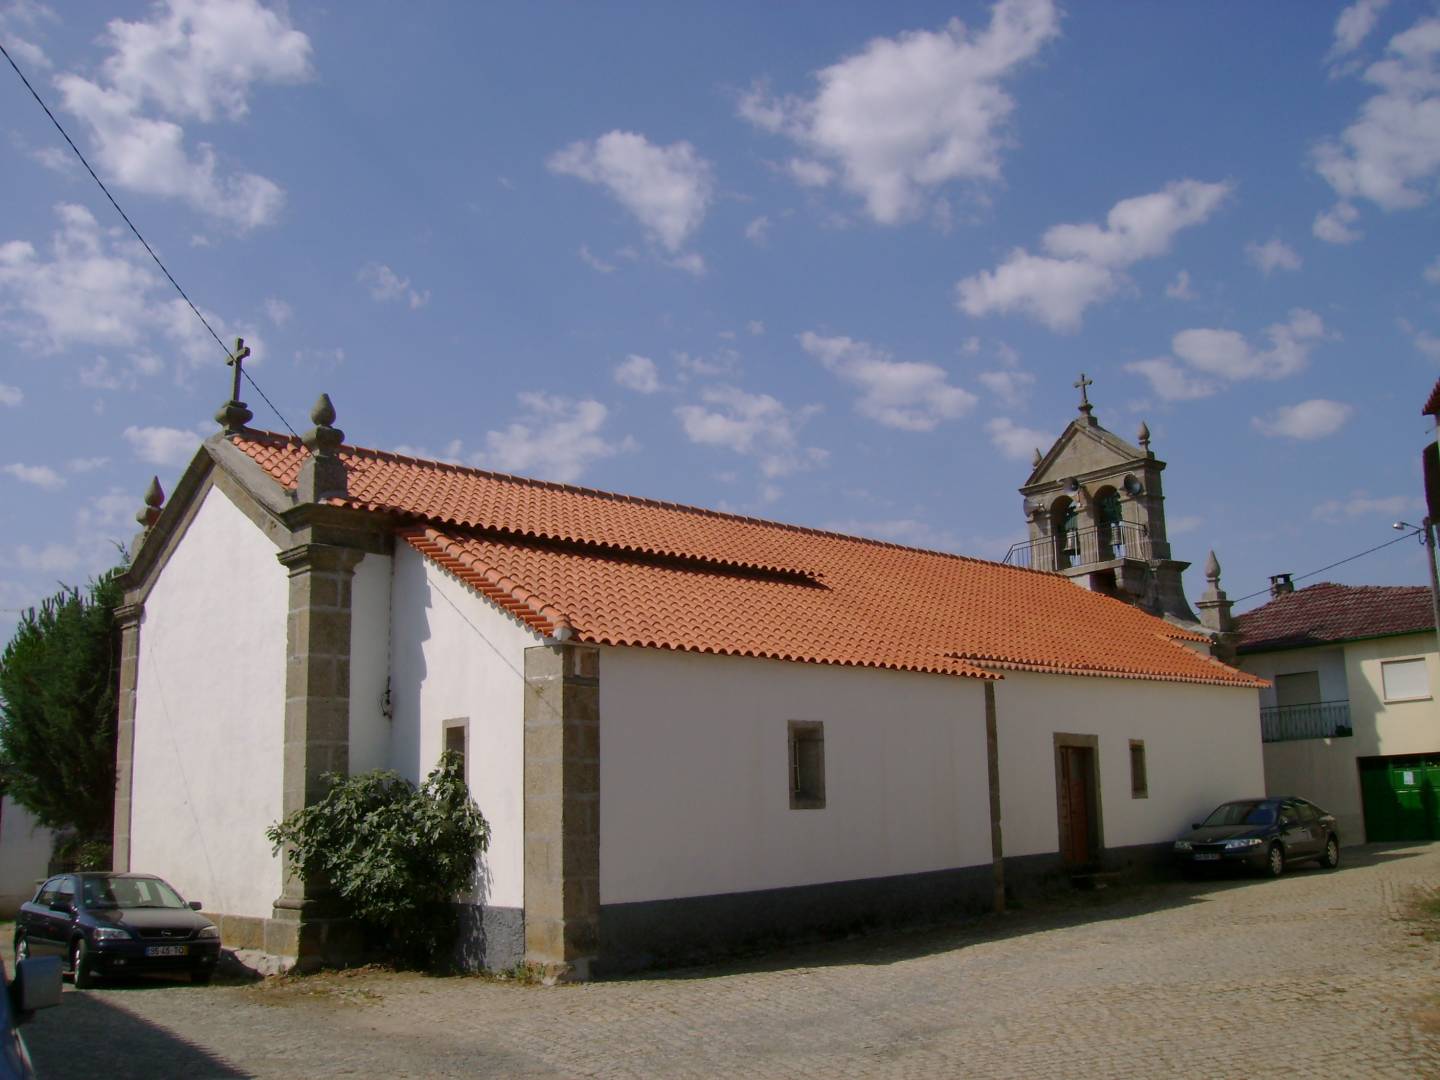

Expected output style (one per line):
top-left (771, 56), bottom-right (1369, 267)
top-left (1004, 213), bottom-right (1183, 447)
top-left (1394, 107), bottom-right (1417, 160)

top-left (984, 681), bottom-right (1005, 914)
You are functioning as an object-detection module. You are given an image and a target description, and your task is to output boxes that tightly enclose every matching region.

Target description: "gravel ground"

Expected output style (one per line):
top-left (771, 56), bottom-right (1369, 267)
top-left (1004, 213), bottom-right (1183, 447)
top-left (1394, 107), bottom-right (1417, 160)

top-left (12, 841), bottom-right (1440, 1079)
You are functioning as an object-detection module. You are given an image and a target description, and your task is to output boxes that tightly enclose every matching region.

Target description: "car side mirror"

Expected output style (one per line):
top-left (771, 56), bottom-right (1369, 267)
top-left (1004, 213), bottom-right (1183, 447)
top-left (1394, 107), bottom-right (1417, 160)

top-left (10, 957), bottom-right (62, 1021)
top-left (188, 900), bottom-right (203, 911)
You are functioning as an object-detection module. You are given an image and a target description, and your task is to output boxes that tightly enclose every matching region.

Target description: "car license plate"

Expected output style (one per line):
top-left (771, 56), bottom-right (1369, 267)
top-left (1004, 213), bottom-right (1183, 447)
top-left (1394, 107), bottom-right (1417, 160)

top-left (145, 945), bottom-right (187, 957)
top-left (1194, 853), bottom-right (1221, 861)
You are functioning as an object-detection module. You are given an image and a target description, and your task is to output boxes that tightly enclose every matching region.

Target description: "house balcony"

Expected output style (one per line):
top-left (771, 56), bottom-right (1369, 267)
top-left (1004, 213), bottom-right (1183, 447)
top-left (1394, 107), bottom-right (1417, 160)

top-left (1003, 523), bottom-right (1152, 572)
top-left (1259, 701), bottom-right (1353, 743)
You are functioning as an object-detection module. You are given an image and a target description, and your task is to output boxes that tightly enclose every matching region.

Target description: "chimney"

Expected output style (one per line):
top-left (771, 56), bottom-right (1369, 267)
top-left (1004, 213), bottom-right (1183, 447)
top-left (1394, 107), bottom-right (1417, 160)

top-left (1269, 573), bottom-right (1294, 598)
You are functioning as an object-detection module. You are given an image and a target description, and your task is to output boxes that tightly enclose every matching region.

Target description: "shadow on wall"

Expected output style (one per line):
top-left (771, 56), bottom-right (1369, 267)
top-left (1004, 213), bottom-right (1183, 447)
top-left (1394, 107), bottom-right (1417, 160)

top-left (24, 989), bottom-right (248, 1079)
top-left (387, 556), bottom-right (431, 783)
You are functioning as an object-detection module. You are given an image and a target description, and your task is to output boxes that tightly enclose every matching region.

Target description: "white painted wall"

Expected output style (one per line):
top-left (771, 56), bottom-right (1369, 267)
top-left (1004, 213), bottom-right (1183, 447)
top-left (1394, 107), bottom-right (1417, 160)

top-left (598, 648), bottom-right (992, 905)
top-left (349, 552), bottom-right (392, 775)
top-left (992, 671), bottom-right (1264, 856)
top-left (130, 484), bottom-right (288, 919)
top-left (1262, 739), bottom-right (1364, 842)
top-left (1345, 633), bottom-right (1440, 757)
top-left (0, 798), bottom-right (54, 916)
top-left (388, 545), bottom-right (538, 909)
top-left (1243, 647), bottom-right (1348, 709)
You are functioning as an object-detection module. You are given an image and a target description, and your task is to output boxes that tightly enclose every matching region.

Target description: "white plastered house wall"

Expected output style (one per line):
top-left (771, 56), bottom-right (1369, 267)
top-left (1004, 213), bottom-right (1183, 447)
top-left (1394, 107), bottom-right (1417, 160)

top-left (129, 484), bottom-right (288, 918)
top-left (0, 798), bottom-right (57, 916)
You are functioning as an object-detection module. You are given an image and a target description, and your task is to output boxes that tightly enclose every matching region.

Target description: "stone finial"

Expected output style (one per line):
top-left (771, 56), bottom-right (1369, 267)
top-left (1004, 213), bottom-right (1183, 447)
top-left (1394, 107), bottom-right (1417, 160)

top-left (1137, 420), bottom-right (1151, 450)
top-left (1031, 447), bottom-right (1043, 468)
top-left (296, 392), bottom-right (348, 503)
top-left (1197, 548), bottom-right (1235, 635)
top-left (1204, 549), bottom-right (1220, 583)
top-left (134, 476), bottom-right (164, 529)
top-left (215, 338), bottom-right (254, 434)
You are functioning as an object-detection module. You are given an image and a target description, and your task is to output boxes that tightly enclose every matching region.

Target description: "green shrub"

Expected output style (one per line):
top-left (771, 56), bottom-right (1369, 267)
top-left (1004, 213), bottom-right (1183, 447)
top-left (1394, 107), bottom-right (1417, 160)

top-left (266, 751), bottom-right (489, 967)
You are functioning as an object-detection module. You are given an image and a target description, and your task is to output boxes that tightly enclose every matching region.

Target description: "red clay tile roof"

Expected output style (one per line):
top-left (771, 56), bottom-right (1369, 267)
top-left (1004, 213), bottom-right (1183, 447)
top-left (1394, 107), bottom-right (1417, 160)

top-left (231, 431), bottom-right (1262, 688)
top-left (1424, 377), bottom-right (1440, 417)
top-left (1236, 582), bottom-right (1435, 653)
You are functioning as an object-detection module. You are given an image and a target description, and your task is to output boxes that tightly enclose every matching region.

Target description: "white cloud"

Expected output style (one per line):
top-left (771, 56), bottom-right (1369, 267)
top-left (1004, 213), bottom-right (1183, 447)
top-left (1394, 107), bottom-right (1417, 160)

top-left (3, 463), bottom-right (64, 490)
top-left (123, 424), bottom-right (203, 466)
top-left (1313, 201), bottom-right (1363, 244)
top-left (263, 297), bottom-right (292, 326)
top-left (747, 320), bottom-right (766, 336)
top-left (1313, 490), bottom-right (1420, 524)
top-left (823, 518), bottom-right (959, 552)
top-left (985, 417), bottom-right (1051, 461)
top-left (799, 331), bottom-right (976, 431)
top-left (674, 350), bottom-right (740, 382)
top-left (1124, 358), bottom-right (1217, 402)
top-left (68, 457), bottom-right (110, 473)
top-left (675, 385), bottom-right (827, 478)
top-left (475, 393), bottom-right (633, 483)
top-left (1245, 238), bottom-right (1303, 275)
top-left (613, 354), bottom-right (661, 394)
top-left (1172, 309), bottom-right (1325, 381)
top-left (666, 252), bottom-right (706, 277)
top-left (0, 383), bottom-right (21, 406)
top-left (548, 131), bottom-right (714, 253)
top-left (1165, 270), bottom-right (1196, 300)
top-left (54, 0), bottom-right (311, 230)
top-left (1330, 0), bottom-right (1391, 61)
top-left (358, 263), bottom-right (429, 309)
top-left (956, 180), bottom-right (1230, 331)
top-left (1425, 256), bottom-right (1440, 283)
top-left (1042, 181), bottom-right (1233, 267)
top-left (738, 0), bottom-right (1059, 224)
top-left (956, 250), bottom-right (1118, 333)
top-left (977, 368), bottom-right (1035, 407)
top-left (1252, 399), bottom-right (1354, 440)
top-left (578, 245), bottom-right (616, 273)
top-left (1313, 15), bottom-right (1440, 217)
top-left (4, 34), bottom-right (49, 71)
top-left (744, 216), bottom-right (770, 245)
top-left (1413, 329), bottom-right (1440, 362)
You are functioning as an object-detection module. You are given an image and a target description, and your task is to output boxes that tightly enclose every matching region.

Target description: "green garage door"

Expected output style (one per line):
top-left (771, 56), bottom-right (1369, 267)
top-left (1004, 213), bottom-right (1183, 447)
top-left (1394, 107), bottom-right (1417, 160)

top-left (1359, 756), bottom-right (1440, 842)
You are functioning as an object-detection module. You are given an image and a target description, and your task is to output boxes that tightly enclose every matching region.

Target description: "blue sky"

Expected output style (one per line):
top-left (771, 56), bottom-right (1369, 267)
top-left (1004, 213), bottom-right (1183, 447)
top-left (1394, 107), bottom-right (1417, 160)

top-left (2, 0), bottom-right (1439, 643)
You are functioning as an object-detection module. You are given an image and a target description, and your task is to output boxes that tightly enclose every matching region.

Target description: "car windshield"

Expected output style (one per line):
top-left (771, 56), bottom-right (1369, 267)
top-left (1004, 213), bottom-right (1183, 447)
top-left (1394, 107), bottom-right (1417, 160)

top-left (81, 875), bottom-right (187, 910)
top-left (1202, 801), bottom-right (1276, 827)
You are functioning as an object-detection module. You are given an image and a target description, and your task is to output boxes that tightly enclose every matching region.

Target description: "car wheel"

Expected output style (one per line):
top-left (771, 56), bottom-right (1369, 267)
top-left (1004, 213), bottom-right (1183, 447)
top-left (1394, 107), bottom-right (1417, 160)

top-left (13, 936), bottom-right (29, 964)
top-left (1322, 835), bottom-right (1340, 869)
top-left (70, 937), bottom-right (95, 990)
top-left (1265, 843), bottom-right (1285, 878)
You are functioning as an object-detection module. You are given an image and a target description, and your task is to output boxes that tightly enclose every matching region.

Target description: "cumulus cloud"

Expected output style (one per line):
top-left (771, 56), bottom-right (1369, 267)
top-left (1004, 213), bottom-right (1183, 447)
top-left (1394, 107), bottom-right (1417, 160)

top-left (1123, 358), bottom-right (1217, 402)
top-left (675, 385), bottom-right (827, 479)
top-left (956, 180), bottom-right (1231, 331)
top-left (1329, 0), bottom-right (1391, 62)
top-left (3, 463), bottom-right (65, 490)
top-left (578, 245), bottom-right (616, 274)
top-left (55, 0), bottom-right (312, 229)
top-left (549, 131), bottom-right (714, 255)
top-left (1313, 201), bottom-right (1363, 244)
top-left (1165, 270), bottom-right (1196, 300)
top-left (358, 262), bottom-right (429, 309)
top-left (123, 424), bottom-right (205, 466)
top-left (1412, 328), bottom-right (1440, 362)
top-left (738, 0), bottom-right (1059, 225)
top-left (1425, 255), bottom-right (1440, 283)
top-left (613, 354), bottom-right (661, 393)
top-left (799, 331), bottom-right (975, 431)
top-left (1245, 238), bottom-right (1303, 275)
top-left (475, 393), bottom-right (634, 483)
top-left (1312, 14), bottom-right (1440, 223)
top-left (1313, 490), bottom-right (1420, 524)
top-left (985, 417), bottom-right (1051, 461)
top-left (1172, 309), bottom-right (1325, 381)
top-left (0, 383), bottom-right (21, 406)
top-left (744, 216), bottom-right (770, 245)
top-left (263, 297), bottom-right (292, 326)
top-left (1252, 399), bottom-right (1354, 440)
top-left (978, 367), bottom-right (1035, 407)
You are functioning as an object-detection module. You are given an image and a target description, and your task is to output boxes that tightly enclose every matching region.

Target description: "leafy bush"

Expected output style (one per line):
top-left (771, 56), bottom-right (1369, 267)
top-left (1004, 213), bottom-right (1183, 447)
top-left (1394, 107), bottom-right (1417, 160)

top-left (0, 571), bottom-right (123, 845)
top-left (266, 751), bottom-right (489, 967)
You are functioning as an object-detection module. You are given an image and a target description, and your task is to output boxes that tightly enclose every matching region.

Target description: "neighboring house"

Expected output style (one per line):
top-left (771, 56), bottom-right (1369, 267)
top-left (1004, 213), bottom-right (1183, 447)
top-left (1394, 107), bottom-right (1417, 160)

top-left (113, 388), bottom-right (1265, 977)
top-left (1234, 580), bottom-right (1440, 845)
top-left (0, 797), bottom-right (57, 917)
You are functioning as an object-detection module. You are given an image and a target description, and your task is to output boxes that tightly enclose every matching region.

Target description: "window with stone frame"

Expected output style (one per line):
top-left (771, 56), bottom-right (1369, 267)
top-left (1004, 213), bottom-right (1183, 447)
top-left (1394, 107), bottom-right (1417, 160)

top-left (1129, 739), bottom-right (1148, 799)
top-left (788, 720), bottom-right (825, 809)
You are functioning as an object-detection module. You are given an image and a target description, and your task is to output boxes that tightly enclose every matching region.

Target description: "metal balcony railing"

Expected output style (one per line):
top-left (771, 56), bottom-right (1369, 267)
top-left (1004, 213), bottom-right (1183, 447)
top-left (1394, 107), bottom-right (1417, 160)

top-left (1003, 523), bottom-right (1151, 571)
top-left (1259, 701), bottom-right (1352, 743)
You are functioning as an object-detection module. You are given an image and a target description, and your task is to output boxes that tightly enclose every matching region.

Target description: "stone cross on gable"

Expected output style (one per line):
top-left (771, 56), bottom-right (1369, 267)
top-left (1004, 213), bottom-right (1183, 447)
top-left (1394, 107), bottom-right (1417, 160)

top-left (228, 338), bottom-right (251, 402)
top-left (1074, 372), bottom-right (1094, 417)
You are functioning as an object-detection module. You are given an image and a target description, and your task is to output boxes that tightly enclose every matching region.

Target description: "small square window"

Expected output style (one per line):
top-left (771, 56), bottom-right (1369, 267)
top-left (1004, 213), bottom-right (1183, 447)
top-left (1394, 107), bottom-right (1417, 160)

top-left (788, 720), bottom-right (825, 810)
top-left (1129, 739), bottom-right (1148, 799)
top-left (1381, 658), bottom-right (1430, 703)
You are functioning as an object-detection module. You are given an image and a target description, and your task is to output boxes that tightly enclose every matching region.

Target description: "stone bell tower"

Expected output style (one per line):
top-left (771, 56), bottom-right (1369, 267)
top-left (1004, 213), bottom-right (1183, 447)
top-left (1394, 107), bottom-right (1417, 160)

top-left (1010, 374), bottom-right (1198, 626)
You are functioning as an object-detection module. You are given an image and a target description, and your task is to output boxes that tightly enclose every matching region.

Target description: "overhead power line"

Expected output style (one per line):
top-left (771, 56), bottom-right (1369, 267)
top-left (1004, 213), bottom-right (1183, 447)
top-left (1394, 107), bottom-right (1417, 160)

top-left (0, 37), bottom-right (299, 440)
top-left (1231, 529), bottom-right (1422, 605)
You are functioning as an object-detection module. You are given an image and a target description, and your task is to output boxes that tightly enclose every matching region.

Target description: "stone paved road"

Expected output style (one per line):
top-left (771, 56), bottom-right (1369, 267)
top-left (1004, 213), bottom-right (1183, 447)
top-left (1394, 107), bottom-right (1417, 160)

top-left (15, 842), bottom-right (1440, 1079)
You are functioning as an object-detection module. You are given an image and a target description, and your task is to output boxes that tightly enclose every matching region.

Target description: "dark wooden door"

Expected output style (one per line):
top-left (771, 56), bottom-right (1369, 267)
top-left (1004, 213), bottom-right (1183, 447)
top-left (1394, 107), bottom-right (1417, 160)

top-left (1059, 746), bottom-right (1094, 865)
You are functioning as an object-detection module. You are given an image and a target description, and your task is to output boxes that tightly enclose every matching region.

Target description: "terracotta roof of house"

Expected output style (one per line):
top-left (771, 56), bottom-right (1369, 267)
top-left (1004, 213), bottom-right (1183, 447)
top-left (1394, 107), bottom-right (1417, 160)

top-left (1236, 582), bottom-right (1435, 653)
top-left (230, 430), bottom-right (1262, 688)
top-left (1424, 377), bottom-right (1440, 417)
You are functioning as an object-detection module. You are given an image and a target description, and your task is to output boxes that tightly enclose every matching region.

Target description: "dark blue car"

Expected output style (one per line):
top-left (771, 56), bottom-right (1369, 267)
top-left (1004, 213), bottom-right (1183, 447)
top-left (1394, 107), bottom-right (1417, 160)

top-left (14, 872), bottom-right (221, 988)
top-left (1173, 796), bottom-right (1341, 877)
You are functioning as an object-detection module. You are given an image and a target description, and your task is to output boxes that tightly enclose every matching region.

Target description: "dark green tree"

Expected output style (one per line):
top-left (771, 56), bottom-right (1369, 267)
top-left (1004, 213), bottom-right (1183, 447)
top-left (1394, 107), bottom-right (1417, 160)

top-left (0, 571), bottom-right (123, 850)
top-left (266, 751), bottom-right (490, 968)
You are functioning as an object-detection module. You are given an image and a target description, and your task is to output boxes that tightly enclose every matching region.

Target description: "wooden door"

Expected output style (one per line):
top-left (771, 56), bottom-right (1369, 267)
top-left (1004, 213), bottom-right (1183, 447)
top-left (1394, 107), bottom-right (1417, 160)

top-left (1059, 746), bottom-right (1095, 865)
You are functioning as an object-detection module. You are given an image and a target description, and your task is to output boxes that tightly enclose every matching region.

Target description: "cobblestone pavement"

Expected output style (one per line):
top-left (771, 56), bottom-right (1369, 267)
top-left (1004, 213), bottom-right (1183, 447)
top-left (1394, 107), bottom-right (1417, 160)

top-left (16, 843), bottom-right (1440, 1079)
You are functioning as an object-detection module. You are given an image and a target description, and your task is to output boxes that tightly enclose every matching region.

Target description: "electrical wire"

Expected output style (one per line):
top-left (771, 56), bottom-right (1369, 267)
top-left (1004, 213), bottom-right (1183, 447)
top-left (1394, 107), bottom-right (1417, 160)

top-left (0, 37), bottom-right (299, 441)
top-left (1231, 528), bottom-right (1423, 605)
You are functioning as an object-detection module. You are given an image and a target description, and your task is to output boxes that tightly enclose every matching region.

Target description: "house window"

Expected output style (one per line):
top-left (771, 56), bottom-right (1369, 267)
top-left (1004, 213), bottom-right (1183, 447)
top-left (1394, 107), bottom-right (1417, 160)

top-left (1129, 739), bottom-right (1148, 799)
top-left (1274, 671), bottom-right (1321, 708)
top-left (443, 718), bottom-right (469, 782)
top-left (788, 720), bottom-right (825, 809)
top-left (1381, 658), bottom-right (1431, 702)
